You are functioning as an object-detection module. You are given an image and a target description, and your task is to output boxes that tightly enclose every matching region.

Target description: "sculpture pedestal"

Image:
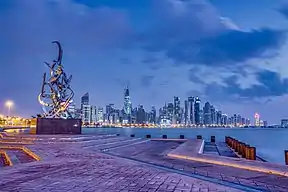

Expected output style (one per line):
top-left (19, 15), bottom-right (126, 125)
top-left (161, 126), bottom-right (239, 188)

top-left (36, 118), bottom-right (82, 134)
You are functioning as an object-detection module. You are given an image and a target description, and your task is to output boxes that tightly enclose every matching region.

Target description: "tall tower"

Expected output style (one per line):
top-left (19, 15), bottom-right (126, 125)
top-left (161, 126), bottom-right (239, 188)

top-left (203, 102), bottom-right (211, 125)
top-left (173, 96), bottom-right (181, 124)
top-left (188, 97), bottom-right (195, 125)
top-left (123, 86), bottom-right (132, 123)
top-left (194, 97), bottom-right (201, 125)
top-left (254, 113), bottom-right (260, 127)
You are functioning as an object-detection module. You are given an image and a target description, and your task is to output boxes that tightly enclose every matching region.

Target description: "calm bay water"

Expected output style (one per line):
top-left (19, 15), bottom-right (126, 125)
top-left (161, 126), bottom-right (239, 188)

top-left (83, 127), bottom-right (288, 165)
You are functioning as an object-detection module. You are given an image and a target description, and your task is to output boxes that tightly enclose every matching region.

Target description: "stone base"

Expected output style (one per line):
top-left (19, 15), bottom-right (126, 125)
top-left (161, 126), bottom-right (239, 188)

top-left (36, 118), bottom-right (82, 134)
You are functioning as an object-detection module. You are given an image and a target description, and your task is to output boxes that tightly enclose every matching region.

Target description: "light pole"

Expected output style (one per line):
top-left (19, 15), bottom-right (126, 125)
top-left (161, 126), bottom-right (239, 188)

top-left (5, 100), bottom-right (14, 117)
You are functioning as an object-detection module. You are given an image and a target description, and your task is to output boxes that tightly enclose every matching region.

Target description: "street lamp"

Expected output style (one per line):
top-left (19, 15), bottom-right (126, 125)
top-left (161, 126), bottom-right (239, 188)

top-left (5, 100), bottom-right (14, 117)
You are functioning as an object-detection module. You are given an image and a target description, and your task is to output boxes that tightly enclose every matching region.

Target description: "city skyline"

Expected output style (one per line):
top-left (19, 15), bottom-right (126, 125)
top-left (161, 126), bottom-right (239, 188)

top-left (2, 0), bottom-right (288, 123)
top-left (75, 88), bottom-right (264, 127)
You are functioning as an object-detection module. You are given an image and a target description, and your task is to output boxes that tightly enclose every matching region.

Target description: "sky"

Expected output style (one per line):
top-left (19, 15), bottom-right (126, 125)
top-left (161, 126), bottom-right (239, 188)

top-left (1, 0), bottom-right (288, 124)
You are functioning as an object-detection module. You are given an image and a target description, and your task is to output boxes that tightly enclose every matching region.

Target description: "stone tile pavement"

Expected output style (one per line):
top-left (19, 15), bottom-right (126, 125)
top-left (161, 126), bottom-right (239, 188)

top-left (0, 134), bottom-right (246, 192)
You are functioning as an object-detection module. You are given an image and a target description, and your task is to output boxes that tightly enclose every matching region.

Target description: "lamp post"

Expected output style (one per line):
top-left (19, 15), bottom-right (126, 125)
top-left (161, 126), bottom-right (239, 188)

top-left (5, 100), bottom-right (14, 117)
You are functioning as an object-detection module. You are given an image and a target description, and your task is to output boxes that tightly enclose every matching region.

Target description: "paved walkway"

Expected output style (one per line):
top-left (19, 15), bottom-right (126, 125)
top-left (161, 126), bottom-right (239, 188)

top-left (0, 134), bottom-right (287, 191)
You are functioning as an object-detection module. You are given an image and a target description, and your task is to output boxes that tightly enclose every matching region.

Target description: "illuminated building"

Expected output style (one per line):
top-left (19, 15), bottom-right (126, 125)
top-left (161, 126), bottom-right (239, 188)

top-left (90, 106), bottom-right (97, 124)
top-left (184, 100), bottom-right (188, 125)
top-left (203, 102), bottom-right (211, 125)
top-left (210, 105), bottom-right (216, 124)
top-left (194, 97), bottom-right (201, 125)
top-left (97, 108), bottom-right (104, 123)
top-left (173, 96), bottom-right (181, 124)
top-left (123, 86), bottom-right (132, 123)
top-left (216, 111), bottom-right (222, 125)
top-left (188, 97), bottom-right (195, 124)
top-left (82, 104), bottom-right (91, 125)
top-left (254, 113), bottom-right (260, 127)
top-left (281, 119), bottom-right (288, 128)
top-left (67, 102), bottom-right (76, 118)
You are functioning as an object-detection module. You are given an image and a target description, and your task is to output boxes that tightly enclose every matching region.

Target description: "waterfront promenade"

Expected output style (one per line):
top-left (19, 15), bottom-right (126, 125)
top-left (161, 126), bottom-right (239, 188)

top-left (0, 133), bottom-right (288, 192)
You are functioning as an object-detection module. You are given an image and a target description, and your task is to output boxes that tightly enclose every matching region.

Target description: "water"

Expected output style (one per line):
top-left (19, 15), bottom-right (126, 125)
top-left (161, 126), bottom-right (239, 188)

top-left (83, 127), bottom-right (288, 165)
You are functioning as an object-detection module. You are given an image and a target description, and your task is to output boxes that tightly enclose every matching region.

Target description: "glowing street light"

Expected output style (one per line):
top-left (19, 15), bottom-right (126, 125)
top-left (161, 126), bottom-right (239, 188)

top-left (5, 100), bottom-right (14, 117)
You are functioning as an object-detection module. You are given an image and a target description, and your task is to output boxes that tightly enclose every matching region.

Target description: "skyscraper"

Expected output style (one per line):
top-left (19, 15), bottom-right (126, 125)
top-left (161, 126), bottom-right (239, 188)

top-left (90, 106), bottom-right (97, 124)
top-left (188, 97), bottom-right (195, 125)
top-left (194, 97), bottom-right (201, 125)
top-left (203, 102), bottom-right (211, 125)
top-left (184, 100), bottom-right (188, 125)
top-left (254, 113), bottom-right (260, 127)
top-left (173, 97), bottom-right (181, 124)
top-left (81, 93), bottom-right (90, 125)
top-left (123, 86), bottom-right (132, 123)
top-left (81, 93), bottom-right (89, 109)
top-left (97, 108), bottom-right (104, 123)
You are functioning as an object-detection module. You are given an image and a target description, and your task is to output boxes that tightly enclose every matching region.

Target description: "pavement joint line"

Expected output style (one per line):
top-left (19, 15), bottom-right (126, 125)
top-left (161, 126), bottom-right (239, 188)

top-left (104, 151), bottom-right (266, 192)
top-left (167, 153), bottom-right (288, 177)
top-left (102, 139), bottom-right (150, 152)
top-left (83, 138), bottom-right (143, 149)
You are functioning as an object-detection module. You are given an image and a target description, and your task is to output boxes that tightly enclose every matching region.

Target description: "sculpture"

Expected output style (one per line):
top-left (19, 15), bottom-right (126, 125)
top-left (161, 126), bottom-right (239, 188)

top-left (38, 41), bottom-right (74, 119)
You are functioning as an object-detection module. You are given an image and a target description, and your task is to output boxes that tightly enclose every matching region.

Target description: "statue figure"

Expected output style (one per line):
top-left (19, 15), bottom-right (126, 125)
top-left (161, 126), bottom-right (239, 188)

top-left (38, 41), bottom-right (74, 119)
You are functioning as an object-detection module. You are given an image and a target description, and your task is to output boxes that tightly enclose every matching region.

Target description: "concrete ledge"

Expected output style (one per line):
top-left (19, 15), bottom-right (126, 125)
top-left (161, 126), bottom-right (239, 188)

top-left (168, 139), bottom-right (288, 177)
top-left (150, 138), bottom-right (187, 142)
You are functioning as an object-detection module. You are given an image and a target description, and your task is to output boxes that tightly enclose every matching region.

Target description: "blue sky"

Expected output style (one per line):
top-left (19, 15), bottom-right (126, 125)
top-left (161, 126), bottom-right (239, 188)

top-left (1, 0), bottom-right (288, 123)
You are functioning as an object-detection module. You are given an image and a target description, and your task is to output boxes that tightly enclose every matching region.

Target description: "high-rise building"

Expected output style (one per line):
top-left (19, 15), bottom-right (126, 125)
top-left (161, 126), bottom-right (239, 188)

top-left (194, 97), bottom-right (201, 125)
top-left (222, 114), bottom-right (228, 125)
top-left (173, 97), bottom-right (181, 124)
top-left (97, 108), bottom-right (104, 123)
top-left (81, 93), bottom-right (89, 108)
top-left (123, 86), bottom-right (132, 123)
top-left (254, 113), bottom-right (260, 127)
top-left (237, 115), bottom-right (242, 126)
top-left (150, 106), bottom-right (157, 124)
top-left (184, 100), bottom-right (188, 125)
top-left (216, 111), bottom-right (222, 125)
top-left (90, 106), bottom-right (97, 124)
top-left (82, 104), bottom-right (91, 125)
top-left (106, 104), bottom-right (114, 123)
top-left (136, 105), bottom-right (146, 124)
top-left (81, 92), bottom-right (89, 121)
top-left (281, 119), bottom-right (288, 128)
top-left (210, 105), bottom-right (216, 124)
top-left (203, 102), bottom-right (211, 125)
top-left (167, 103), bottom-right (174, 122)
top-left (188, 97), bottom-right (195, 124)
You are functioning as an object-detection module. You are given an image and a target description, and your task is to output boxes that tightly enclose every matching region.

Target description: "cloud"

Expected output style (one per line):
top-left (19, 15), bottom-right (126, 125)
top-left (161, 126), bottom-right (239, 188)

top-left (278, 4), bottom-right (288, 19)
top-left (138, 0), bottom-right (286, 66)
top-left (140, 75), bottom-right (154, 87)
top-left (203, 70), bottom-right (288, 99)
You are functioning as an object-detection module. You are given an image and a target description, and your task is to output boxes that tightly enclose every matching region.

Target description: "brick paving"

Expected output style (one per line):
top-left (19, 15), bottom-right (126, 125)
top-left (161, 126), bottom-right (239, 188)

top-left (0, 134), bottom-right (286, 191)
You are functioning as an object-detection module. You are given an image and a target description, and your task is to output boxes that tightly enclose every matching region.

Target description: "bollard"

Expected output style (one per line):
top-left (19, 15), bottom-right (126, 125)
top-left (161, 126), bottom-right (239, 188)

top-left (130, 134), bottom-right (135, 137)
top-left (241, 144), bottom-right (248, 158)
top-left (239, 142), bottom-right (245, 156)
top-left (116, 133), bottom-right (120, 136)
top-left (285, 150), bottom-right (288, 165)
top-left (248, 147), bottom-right (256, 160)
top-left (211, 136), bottom-right (215, 143)
top-left (146, 134), bottom-right (151, 139)
top-left (245, 145), bottom-right (250, 159)
top-left (180, 135), bottom-right (185, 139)
top-left (235, 141), bottom-right (239, 152)
top-left (162, 135), bottom-right (167, 139)
top-left (196, 135), bottom-right (202, 140)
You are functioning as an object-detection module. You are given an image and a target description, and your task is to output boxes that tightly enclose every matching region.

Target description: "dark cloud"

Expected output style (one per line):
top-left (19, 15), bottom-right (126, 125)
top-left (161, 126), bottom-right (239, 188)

top-left (140, 75), bottom-right (154, 87)
top-left (203, 70), bottom-right (288, 99)
top-left (278, 4), bottom-right (288, 19)
top-left (138, 0), bottom-right (287, 66)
